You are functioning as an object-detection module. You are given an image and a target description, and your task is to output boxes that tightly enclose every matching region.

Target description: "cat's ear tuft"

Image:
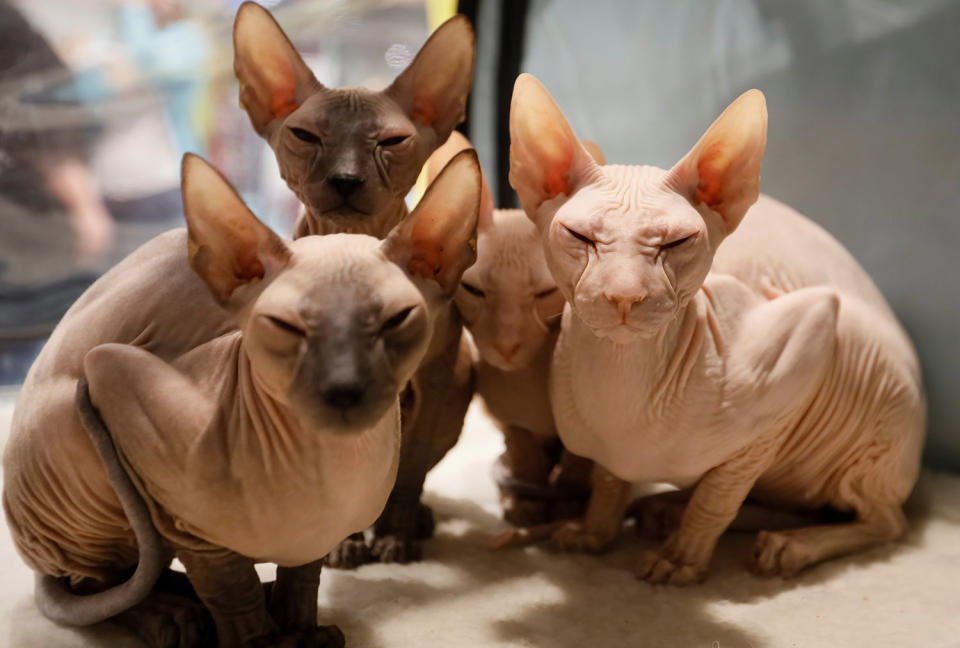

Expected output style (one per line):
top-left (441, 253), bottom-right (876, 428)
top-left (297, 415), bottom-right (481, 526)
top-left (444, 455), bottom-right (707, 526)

top-left (386, 15), bottom-right (475, 146)
top-left (509, 74), bottom-right (599, 218)
top-left (383, 150), bottom-right (481, 296)
top-left (181, 154), bottom-right (291, 308)
top-left (668, 89), bottom-right (767, 234)
top-left (233, 1), bottom-right (322, 136)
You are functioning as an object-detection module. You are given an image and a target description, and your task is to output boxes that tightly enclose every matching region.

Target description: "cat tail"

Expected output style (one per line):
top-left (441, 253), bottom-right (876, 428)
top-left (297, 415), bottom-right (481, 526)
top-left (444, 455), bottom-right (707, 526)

top-left (33, 378), bottom-right (167, 626)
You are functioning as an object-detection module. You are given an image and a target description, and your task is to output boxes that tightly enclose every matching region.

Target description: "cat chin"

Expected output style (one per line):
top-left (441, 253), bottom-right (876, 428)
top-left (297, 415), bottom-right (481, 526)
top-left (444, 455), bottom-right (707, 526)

top-left (590, 325), bottom-right (655, 345)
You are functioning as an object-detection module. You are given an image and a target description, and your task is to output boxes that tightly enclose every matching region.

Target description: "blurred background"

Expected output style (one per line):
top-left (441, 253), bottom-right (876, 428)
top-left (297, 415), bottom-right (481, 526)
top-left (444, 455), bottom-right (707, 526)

top-left (0, 0), bottom-right (958, 470)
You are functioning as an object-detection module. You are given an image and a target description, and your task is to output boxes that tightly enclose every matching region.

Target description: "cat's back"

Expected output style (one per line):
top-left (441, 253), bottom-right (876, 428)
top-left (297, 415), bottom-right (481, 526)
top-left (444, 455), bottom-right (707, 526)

top-left (711, 194), bottom-right (920, 386)
top-left (712, 195), bottom-right (893, 318)
top-left (4, 229), bottom-right (234, 577)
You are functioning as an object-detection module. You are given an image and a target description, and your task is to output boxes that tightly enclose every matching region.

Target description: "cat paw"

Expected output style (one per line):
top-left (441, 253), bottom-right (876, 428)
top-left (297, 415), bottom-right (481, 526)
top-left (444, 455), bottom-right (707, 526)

top-left (113, 591), bottom-right (216, 648)
top-left (323, 533), bottom-right (371, 570)
top-left (549, 520), bottom-right (616, 554)
top-left (370, 534), bottom-right (422, 563)
top-left (243, 625), bottom-right (345, 648)
top-left (628, 494), bottom-right (686, 541)
top-left (633, 549), bottom-right (706, 586)
top-left (415, 502), bottom-right (435, 540)
top-left (750, 530), bottom-right (813, 578)
top-left (502, 494), bottom-right (552, 527)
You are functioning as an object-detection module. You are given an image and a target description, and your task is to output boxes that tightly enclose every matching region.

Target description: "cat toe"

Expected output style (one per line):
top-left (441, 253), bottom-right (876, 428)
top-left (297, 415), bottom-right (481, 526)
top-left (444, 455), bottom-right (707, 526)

top-left (633, 549), bottom-right (706, 586)
top-left (751, 530), bottom-right (812, 578)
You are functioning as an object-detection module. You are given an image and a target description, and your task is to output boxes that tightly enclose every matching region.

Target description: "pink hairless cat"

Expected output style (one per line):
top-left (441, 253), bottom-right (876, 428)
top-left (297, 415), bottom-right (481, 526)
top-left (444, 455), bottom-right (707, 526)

top-left (426, 133), bottom-right (607, 527)
top-left (507, 73), bottom-right (925, 584)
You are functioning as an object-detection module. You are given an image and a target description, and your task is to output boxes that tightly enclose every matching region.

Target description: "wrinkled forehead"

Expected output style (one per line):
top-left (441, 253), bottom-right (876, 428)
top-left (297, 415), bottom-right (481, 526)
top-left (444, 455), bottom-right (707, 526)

top-left (473, 209), bottom-right (552, 287)
top-left (294, 88), bottom-right (412, 135)
top-left (563, 165), bottom-right (699, 239)
top-left (279, 235), bottom-right (411, 317)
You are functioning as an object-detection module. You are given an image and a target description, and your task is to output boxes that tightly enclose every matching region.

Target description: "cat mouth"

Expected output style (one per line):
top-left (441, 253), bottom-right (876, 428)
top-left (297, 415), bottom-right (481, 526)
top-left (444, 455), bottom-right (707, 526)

top-left (324, 203), bottom-right (370, 218)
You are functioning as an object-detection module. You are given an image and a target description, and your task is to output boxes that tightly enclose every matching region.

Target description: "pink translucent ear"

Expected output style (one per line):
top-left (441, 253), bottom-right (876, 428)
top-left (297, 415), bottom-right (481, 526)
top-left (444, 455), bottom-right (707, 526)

top-left (668, 90), bottom-right (768, 234)
top-left (425, 130), bottom-right (495, 231)
top-left (233, 2), bottom-right (322, 135)
top-left (181, 154), bottom-right (290, 307)
top-left (383, 150), bottom-right (481, 296)
top-left (385, 15), bottom-right (475, 144)
top-left (509, 74), bottom-right (600, 217)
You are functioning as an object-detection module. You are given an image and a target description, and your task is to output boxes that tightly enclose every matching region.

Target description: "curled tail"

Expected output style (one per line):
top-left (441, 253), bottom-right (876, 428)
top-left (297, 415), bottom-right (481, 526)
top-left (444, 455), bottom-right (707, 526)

top-left (34, 378), bottom-right (167, 626)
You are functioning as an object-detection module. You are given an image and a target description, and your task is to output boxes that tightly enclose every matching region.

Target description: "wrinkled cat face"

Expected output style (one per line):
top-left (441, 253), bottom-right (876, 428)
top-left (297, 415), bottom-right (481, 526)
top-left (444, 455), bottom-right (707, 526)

top-left (269, 89), bottom-right (438, 224)
top-left (244, 236), bottom-right (433, 430)
top-left (509, 74), bottom-right (766, 344)
top-left (181, 151), bottom-right (480, 432)
top-left (456, 209), bottom-right (563, 370)
top-left (540, 169), bottom-right (719, 343)
top-left (233, 3), bottom-right (474, 228)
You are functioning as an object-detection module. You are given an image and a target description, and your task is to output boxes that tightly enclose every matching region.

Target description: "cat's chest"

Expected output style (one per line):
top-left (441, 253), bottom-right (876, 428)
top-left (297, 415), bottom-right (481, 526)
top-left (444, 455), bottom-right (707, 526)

top-left (476, 353), bottom-right (554, 437)
top-left (550, 320), bottom-right (732, 486)
top-left (164, 410), bottom-right (401, 565)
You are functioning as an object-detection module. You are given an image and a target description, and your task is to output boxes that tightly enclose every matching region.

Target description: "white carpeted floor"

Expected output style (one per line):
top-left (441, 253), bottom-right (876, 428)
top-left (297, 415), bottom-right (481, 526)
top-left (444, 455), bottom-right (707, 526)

top-left (1, 387), bottom-right (959, 648)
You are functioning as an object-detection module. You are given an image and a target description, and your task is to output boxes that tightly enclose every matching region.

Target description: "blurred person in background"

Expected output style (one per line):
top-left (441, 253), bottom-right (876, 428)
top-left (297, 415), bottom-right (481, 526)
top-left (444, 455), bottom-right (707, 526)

top-left (0, 1), bottom-right (115, 383)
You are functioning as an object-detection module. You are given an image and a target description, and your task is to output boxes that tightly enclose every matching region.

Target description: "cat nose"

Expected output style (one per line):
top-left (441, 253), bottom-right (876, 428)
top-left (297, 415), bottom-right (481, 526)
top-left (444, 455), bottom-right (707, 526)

top-left (604, 293), bottom-right (643, 320)
top-left (496, 342), bottom-right (520, 362)
top-left (322, 382), bottom-right (366, 410)
top-left (329, 174), bottom-right (364, 198)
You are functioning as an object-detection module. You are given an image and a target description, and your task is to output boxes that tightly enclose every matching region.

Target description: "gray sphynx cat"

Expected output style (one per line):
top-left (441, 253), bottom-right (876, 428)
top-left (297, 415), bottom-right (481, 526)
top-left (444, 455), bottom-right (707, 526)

top-left (232, 2), bottom-right (477, 566)
top-left (3, 151), bottom-right (481, 647)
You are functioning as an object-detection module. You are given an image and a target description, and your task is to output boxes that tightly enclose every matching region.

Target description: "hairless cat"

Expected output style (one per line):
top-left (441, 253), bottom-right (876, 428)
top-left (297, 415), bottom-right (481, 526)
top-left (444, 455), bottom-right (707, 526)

top-left (505, 74), bottom-right (925, 584)
top-left (233, 2), bottom-right (477, 566)
top-left (3, 151), bottom-right (481, 646)
top-left (426, 133), bottom-right (610, 527)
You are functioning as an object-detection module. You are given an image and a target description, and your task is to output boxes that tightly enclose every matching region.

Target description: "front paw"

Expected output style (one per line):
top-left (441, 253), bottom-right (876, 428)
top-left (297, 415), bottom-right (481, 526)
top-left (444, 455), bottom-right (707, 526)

top-left (370, 534), bottom-right (421, 563)
top-left (114, 591), bottom-right (216, 648)
top-left (627, 493), bottom-right (686, 541)
top-left (633, 548), bottom-right (707, 585)
top-left (243, 625), bottom-right (345, 648)
top-left (549, 520), bottom-right (616, 553)
top-left (323, 533), bottom-right (370, 570)
top-left (750, 530), bottom-right (813, 578)
top-left (502, 494), bottom-right (552, 527)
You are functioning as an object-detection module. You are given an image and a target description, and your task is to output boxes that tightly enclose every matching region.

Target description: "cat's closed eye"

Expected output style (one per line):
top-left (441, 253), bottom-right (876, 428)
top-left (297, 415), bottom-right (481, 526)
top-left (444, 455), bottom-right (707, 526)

top-left (265, 316), bottom-right (305, 336)
top-left (535, 287), bottom-right (558, 299)
top-left (661, 234), bottom-right (696, 250)
top-left (564, 226), bottom-right (594, 246)
top-left (378, 135), bottom-right (410, 147)
top-left (380, 306), bottom-right (415, 333)
top-left (461, 281), bottom-right (485, 297)
top-left (289, 127), bottom-right (322, 145)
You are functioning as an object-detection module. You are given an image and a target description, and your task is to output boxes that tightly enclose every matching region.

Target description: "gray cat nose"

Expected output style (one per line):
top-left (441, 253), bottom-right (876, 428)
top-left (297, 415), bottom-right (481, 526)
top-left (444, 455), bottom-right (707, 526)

top-left (322, 382), bottom-right (366, 410)
top-left (329, 174), bottom-right (364, 198)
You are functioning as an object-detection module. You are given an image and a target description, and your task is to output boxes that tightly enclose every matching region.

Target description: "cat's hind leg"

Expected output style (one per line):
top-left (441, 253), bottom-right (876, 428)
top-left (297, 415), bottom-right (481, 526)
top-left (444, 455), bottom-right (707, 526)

top-left (751, 403), bottom-right (921, 578)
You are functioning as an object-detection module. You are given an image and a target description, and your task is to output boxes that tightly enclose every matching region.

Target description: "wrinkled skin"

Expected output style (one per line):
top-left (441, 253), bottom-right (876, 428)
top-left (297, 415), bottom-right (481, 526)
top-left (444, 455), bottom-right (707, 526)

top-left (3, 152), bottom-right (481, 645)
top-left (233, 3), bottom-right (478, 566)
top-left (508, 74), bottom-right (925, 583)
top-left (428, 132), bottom-right (594, 526)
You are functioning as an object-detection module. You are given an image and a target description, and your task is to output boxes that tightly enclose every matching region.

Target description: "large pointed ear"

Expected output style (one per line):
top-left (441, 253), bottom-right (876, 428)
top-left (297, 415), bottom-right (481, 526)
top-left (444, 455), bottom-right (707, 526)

top-left (425, 130), bottom-right (494, 230)
top-left (385, 15), bottom-right (475, 145)
top-left (509, 74), bottom-right (601, 217)
top-left (667, 90), bottom-right (767, 234)
top-left (233, 2), bottom-right (322, 136)
top-left (383, 150), bottom-right (481, 296)
top-left (181, 154), bottom-right (291, 307)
